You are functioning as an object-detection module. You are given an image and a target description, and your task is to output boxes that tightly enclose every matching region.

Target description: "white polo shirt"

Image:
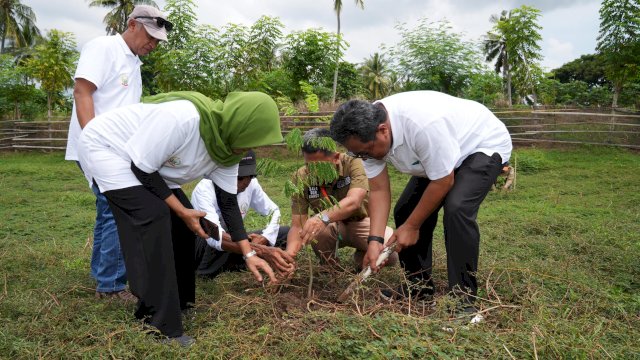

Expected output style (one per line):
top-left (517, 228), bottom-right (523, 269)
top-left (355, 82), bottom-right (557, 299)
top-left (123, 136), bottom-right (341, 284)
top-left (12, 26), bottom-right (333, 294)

top-left (191, 178), bottom-right (282, 247)
top-left (65, 34), bottom-right (143, 161)
top-left (364, 91), bottom-right (512, 180)
top-left (77, 100), bottom-right (238, 194)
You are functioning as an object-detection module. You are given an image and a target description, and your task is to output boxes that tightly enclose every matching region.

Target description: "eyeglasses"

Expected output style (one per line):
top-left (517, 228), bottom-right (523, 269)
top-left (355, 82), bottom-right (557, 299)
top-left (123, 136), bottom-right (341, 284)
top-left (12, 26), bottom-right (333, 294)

top-left (346, 138), bottom-right (376, 160)
top-left (135, 16), bottom-right (174, 32)
top-left (346, 150), bottom-right (371, 160)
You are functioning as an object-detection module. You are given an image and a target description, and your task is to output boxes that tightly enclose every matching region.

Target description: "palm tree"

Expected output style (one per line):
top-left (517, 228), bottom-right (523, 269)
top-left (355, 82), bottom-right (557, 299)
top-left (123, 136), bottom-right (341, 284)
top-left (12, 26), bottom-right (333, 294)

top-left (360, 52), bottom-right (390, 100)
top-left (87, 0), bottom-right (158, 35)
top-left (0, 0), bottom-right (41, 53)
top-left (483, 10), bottom-right (512, 106)
top-left (331, 0), bottom-right (364, 103)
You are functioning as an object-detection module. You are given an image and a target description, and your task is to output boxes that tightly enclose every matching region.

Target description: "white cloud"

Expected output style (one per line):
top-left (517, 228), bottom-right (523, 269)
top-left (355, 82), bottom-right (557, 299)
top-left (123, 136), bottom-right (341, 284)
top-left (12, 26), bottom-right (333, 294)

top-left (545, 38), bottom-right (575, 70)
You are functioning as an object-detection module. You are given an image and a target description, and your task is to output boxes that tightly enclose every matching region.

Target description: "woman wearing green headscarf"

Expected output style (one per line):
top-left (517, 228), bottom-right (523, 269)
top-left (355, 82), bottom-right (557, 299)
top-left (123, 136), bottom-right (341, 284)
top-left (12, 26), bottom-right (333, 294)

top-left (77, 91), bottom-right (283, 346)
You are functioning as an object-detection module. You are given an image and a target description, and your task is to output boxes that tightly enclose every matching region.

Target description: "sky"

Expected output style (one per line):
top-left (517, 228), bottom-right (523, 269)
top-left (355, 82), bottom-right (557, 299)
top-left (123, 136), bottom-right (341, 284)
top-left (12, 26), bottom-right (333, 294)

top-left (24, 0), bottom-right (602, 71)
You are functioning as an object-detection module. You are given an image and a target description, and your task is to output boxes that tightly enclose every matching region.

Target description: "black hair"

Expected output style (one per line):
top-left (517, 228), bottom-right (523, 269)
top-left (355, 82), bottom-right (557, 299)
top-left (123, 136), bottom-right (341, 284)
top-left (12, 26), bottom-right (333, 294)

top-left (330, 100), bottom-right (387, 144)
top-left (301, 128), bottom-right (336, 156)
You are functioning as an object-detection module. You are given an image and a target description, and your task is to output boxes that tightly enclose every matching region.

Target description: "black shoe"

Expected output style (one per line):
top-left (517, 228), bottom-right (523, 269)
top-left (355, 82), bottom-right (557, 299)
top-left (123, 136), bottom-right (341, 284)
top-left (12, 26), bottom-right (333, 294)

top-left (380, 280), bottom-right (434, 302)
top-left (160, 334), bottom-right (195, 347)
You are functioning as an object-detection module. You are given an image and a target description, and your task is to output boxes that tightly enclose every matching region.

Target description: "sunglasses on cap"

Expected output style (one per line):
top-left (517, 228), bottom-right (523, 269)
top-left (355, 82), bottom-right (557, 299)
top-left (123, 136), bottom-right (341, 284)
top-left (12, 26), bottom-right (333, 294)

top-left (135, 16), bottom-right (174, 32)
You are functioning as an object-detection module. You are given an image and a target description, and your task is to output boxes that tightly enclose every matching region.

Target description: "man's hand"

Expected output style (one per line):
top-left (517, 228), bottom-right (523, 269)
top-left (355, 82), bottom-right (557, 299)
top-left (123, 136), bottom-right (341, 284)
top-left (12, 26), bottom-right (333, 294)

top-left (363, 241), bottom-right (385, 273)
top-left (253, 244), bottom-right (296, 279)
top-left (390, 223), bottom-right (420, 252)
top-left (248, 233), bottom-right (270, 246)
top-left (299, 216), bottom-right (326, 245)
top-left (245, 255), bottom-right (276, 284)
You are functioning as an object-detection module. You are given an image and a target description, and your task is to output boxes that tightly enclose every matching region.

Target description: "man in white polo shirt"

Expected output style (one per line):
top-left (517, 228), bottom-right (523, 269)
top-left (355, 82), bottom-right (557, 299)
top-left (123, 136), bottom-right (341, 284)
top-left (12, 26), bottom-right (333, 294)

top-left (192, 150), bottom-right (294, 278)
top-left (65, 5), bottom-right (171, 301)
top-left (330, 91), bottom-right (512, 318)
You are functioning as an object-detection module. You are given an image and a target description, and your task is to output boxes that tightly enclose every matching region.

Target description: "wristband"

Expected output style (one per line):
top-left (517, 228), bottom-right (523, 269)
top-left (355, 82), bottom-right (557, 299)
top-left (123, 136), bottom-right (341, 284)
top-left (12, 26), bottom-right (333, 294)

top-left (243, 250), bottom-right (257, 260)
top-left (367, 235), bottom-right (385, 244)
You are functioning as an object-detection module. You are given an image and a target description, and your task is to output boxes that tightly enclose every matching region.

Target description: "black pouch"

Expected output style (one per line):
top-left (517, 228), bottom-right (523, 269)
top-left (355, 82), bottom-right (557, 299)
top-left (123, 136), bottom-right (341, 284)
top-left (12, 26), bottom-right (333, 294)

top-left (199, 218), bottom-right (220, 240)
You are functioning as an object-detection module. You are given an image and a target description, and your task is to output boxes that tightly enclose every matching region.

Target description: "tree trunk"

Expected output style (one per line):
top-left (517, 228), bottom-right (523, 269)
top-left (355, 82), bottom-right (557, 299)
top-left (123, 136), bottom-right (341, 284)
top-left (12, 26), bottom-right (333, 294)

top-left (505, 51), bottom-right (512, 107)
top-left (612, 83), bottom-right (621, 108)
top-left (331, 13), bottom-right (341, 104)
top-left (1, 26), bottom-right (6, 53)
top-left (47, 93), bottom-right (52, 119)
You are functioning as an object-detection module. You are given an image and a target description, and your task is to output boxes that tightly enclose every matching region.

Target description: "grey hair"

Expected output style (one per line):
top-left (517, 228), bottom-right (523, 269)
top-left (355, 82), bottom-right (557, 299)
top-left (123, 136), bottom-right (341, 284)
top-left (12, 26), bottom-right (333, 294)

top-left (302, 128), bottom-right (335, 155)
top-left (330, 100), bottom-right (387, 144)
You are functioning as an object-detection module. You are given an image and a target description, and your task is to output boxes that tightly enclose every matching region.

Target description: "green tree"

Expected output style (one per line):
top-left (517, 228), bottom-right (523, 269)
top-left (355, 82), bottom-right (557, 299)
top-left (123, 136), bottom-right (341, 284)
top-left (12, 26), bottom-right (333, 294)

top-left (282, 28), bottom-right (343, 100)
top-left (484, 6), bottom-right (543, 106)
top-left (551, 54), bottom-right (609, 87)
top-left (331, 0), bottom-right (364, 103)
top-left (151, 0), bottom-right (222, 96)
top-left (0, 54), bottom-right (37, 119)
top-left (218, 16), bottom-right (284, 92)
top-left (24, 30), bottom-right (78, 118)
top-left (389, 18), bottom-right (482, 96)
top-left (462, 70), bottom-right (504, 106)
top-left (334, 61), bottom-right (362, 100)
top-left (0, 0), bottom-right (41, 53)
top-left (596, 0), bottom-right (640, 107)
top-left (87, 0), bottom-right (158, 35)
top-left (483, 10), bottom-right (512, 105)
top-left (360, 52), bottom-right (391, 100)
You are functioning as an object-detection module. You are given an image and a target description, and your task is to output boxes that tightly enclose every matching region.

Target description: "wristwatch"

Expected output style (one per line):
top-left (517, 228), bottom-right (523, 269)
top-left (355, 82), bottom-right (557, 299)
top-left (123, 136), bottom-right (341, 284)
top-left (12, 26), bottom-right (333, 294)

top-left (243, 250), bottom-right (257, 261)
top-left (317, 212), bottom-right (331, 225)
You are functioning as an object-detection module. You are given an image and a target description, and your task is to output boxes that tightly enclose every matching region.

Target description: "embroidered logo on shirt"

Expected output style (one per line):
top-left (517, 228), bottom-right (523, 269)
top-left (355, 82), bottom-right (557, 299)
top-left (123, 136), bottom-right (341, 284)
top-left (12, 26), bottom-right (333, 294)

top-left (165, 156), bottom-right (181, 167)
top-left (308, 186), bottom-right (320, 199)
top-left (412, 160), bottom-right (420, 165)
top-left (120, 73), bottom-right (129, 87)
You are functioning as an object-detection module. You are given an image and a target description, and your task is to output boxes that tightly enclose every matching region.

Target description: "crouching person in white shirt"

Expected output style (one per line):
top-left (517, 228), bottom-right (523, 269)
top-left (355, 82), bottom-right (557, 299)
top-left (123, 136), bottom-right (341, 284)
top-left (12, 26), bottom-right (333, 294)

top-left (77, 91), bottom-right (283, 346)
top-left (192, 150), bottom-right (294, 279)
top-left (330, 91), bottom-right (512, 320)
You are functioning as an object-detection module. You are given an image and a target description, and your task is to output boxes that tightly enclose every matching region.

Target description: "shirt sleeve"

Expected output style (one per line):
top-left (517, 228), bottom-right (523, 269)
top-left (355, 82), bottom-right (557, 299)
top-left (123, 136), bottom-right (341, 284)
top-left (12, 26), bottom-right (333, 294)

top-left (347, 157), bottom-right (369, 191)
top-left (290, 168), bottom-right (309, 216)
top-left (205, 164), bottom-right (239, 195)
top-left (362, 158), bottom-right (387, 179)
top-left (248, 179), bottom-right (280, 246)
top-left (75, 38), bottom-right (111, 89)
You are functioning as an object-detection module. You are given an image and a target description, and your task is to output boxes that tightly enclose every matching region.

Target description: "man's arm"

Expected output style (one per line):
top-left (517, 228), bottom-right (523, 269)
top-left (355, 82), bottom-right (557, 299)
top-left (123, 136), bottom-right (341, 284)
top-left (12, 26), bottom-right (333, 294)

top-left (299, 187), bottom-right (367, 245)
top-left (73, 78), bottom-right (97, 129)
top-left (286, 214), bottom-right (308, 257)
top-left (364, 166), bottom-right (392, 272)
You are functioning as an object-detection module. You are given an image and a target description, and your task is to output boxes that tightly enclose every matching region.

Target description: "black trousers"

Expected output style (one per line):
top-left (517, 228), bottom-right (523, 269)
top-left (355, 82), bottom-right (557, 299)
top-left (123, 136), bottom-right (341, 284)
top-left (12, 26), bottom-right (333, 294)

top-left (104, 186), bottom-right (195, 338)
top-left (194, 226), bottom-right (290, 278)
top-left (394, 152), bottom-right (503, 301)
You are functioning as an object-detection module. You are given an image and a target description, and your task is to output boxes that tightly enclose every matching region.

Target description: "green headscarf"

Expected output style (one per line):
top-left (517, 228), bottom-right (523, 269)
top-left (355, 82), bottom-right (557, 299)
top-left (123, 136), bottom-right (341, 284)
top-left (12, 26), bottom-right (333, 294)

top-left (143, 91), bottom-right (283, 166)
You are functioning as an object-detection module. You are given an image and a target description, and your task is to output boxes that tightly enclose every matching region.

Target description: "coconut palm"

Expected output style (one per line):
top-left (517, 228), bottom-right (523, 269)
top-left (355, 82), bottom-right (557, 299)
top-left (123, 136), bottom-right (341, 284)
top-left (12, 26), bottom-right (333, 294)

top-left (483, 10), bottom-right (512, 106)
top-left (360, 52), bottom-right (390, 100)
top-left (87, 0), bottom-right (158, 35)
top-left (331, 0), bottom-right (364, 103)
top-left (0, 0), bottom-right (41, 53)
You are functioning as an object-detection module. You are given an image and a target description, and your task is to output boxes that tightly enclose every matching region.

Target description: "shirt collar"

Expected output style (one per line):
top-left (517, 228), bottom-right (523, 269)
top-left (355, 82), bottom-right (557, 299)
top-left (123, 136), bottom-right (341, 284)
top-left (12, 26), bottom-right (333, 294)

top-left (375, 99), bottom-right (404, 159)
top-left (114, 33), bottom-right (139, 60)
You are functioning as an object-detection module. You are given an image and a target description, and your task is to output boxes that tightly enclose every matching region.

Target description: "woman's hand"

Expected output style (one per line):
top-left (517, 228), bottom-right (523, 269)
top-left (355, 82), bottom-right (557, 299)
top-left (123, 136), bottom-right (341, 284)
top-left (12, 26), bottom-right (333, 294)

top-left (179, 208), bottom-right (208, 238)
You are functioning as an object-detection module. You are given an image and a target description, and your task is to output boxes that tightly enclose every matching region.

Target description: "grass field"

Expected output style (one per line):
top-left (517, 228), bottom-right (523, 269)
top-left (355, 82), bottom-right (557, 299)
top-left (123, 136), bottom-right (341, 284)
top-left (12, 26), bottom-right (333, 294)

top-left (0, 146), bottom-right (638, 359)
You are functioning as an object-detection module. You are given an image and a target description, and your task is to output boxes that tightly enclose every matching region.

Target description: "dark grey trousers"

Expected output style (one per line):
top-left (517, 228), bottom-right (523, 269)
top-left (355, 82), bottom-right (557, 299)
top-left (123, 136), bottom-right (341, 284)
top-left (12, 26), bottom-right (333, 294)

top-left (394, 152), bottom-right (503, 301)
top-left (104, 186), bottom-right (195, 338)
